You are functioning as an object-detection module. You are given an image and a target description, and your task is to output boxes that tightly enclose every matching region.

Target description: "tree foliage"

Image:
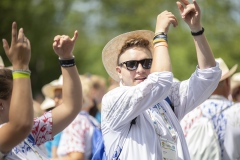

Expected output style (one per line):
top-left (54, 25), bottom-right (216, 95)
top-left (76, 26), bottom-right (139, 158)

top-left (0, 0), bottom-right (240, 99)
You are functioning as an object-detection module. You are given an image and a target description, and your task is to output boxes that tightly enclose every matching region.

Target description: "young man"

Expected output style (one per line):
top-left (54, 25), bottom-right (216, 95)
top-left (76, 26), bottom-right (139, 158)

top-left (101, 0), bottom-right (221, 159)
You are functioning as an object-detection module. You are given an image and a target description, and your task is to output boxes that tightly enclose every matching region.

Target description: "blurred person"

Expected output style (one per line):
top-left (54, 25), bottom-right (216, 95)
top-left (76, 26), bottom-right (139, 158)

top-left (231, 72), bottom-right (240, 102)
top-left (100, 0), bottom-right (221, 159)
top-left (86, 74), bottom-right (107, 123)
top-left (107, 77), bottom-right (119, 92)
top-left (0, 22), bottom-right (34, 159)
top-left (0, 21), bottom-right (83, 159)
top-left (181, 58), bottom-right (240, 160)
top-left (54, 75), bottom-right (100, 160)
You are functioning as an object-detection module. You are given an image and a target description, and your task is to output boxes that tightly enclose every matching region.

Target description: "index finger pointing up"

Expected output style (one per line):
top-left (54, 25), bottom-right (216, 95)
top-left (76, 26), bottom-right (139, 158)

top-left (11, 22), bottom-right (17, 44)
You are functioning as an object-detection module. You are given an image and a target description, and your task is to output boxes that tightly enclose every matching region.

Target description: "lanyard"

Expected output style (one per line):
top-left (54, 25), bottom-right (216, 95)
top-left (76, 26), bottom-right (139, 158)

top-left (148, 103), bottom-right (177, 142)
top-left (24, 140), bottom-right (45, 160)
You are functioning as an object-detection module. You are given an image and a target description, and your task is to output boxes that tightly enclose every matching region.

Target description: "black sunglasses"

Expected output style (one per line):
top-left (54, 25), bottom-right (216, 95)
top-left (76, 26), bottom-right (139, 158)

top-left (119, 59), bottom-right (152, 71)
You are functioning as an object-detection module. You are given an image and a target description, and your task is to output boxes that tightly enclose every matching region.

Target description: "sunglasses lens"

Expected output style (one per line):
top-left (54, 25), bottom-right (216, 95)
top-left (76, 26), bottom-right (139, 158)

top-left (142, 59), bottom-right (152, 69)
top-left (126, 61), bottom-right (138, 71)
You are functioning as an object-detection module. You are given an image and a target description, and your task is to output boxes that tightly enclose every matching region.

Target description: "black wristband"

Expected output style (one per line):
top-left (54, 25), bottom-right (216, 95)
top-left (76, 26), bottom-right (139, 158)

top-left (59, 57), bottom-right (75, 68)
top-left (191, 27), bottom-right (204, 36)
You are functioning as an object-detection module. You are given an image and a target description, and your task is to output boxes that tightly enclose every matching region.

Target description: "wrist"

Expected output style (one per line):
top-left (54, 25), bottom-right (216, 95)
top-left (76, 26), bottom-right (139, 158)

top-left (59, 56), bottom-right (75, 68)
top-left (191, 27), bottom-right (204, 36)
top-left (12, 65), bottom-right (29, 70)
top-left (58, 55), bottom-right (74, 60)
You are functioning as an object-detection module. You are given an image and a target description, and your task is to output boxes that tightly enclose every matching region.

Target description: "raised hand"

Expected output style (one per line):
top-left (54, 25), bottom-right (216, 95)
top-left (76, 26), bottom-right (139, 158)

top-left (176, 0), bottom-right (202, 32)
top-left (2, 22), bottom-right (31, 69)
top-left (155, 10), bottom-right (178, 34)
top-left (53, 31), bottom-right (78, 60)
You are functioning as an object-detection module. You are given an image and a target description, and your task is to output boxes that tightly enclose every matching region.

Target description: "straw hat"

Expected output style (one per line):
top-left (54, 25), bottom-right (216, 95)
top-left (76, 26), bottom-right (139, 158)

top-left (42, 75), bottom-right (63, 99)
top-left (215, 58), bottom-right (238, 81)
top-left (40, 97), bottom-right (56, 111)
top-left (231, 72), bottom-right (240, 91)
top-left (102, 30), bottom-right (155, 82)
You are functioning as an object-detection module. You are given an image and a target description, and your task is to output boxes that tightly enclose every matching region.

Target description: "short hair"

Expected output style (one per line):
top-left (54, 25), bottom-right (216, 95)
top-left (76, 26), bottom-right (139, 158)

top-left (117, 38), bottom-right (151, 64)
top-left (0, 69), bottom-right (13, 100)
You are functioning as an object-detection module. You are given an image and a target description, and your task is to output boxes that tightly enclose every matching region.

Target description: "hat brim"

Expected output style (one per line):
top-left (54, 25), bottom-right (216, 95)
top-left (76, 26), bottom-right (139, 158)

top-left (102, 30), bottom-right (155, 82)
top-left (231, 72), bottom-right (240, 90)
top-left (42, 84), bottom-right (62, 99)
top-left (220, 64), bottom-right (238, 81)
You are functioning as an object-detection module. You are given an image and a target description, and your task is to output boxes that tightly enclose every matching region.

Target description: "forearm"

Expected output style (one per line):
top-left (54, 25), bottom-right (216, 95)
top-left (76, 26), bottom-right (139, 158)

top-left (151, 46), bottom-right (172, 73)
top-left (52, 65), bottom-right (82, 136)
top-left (193, 31), bottom-right (216, 69)
top-left (10, 78), bottom-right (33, 130)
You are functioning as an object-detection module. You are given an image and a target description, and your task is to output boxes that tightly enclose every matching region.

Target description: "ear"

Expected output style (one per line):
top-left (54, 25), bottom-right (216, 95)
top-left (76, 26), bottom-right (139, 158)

top-left (225, 78), bottom-right (230, 88)
top-left (116, 66), bottom-right (122, 80)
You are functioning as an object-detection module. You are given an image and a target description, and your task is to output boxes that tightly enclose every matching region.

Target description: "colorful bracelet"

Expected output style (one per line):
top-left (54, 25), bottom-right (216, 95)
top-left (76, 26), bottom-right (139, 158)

top-left (59, 56), bottom-right (75, 68)
top-left (191, 27), bottom-right (204, 36)
top-left (153, 34), bottom-right (168, 42)
top-left (154, 42), bottom-right (168, 48)
top-left (153, 38), bottom-right (167, 45)
top-left (12, 72), bottom-right (30, 79)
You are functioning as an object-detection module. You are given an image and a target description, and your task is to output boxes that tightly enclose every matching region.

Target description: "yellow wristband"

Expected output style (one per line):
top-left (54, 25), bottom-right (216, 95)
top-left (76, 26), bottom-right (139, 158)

top-left (153, 38), bottom-right (167, 44)
top-left (12, 72), bottom-right (30, 79)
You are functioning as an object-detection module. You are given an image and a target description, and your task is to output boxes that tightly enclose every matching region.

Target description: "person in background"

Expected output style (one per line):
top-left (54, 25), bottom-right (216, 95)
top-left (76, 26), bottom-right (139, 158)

top-left (107, 77), bottom-right (119, 92)
top-left (230, 72), bottom-right (240, 102)
top-left (181, 58), bottom-right (240, 160)
top-left (0, 21), bottom-right (83, 159)
top-left (87, 74), bottom-right (107, 123)
top-left (54, 75), bottom-right (100, 160)
top-left (100, 0), bottom-right (221, 159)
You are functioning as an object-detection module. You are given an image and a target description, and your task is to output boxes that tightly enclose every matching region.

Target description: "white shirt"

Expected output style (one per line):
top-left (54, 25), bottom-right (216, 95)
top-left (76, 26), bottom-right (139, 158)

top-left (101, 64), bottom-right (221, 160)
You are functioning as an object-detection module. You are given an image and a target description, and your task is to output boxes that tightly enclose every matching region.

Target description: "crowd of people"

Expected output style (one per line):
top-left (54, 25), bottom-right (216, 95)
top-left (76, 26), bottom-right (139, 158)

top-left (0, 0), bottom-right (240, 159)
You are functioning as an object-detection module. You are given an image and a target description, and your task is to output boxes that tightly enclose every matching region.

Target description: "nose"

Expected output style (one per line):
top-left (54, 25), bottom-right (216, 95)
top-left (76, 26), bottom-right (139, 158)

top-left (136, 63), bottom-right (145, 73)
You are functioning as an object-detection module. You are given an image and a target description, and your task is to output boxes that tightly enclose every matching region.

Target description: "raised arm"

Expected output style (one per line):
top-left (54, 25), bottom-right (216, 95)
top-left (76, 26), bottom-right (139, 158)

top-left (0, 22), bottom-right (33, 153)
top-left (176, 0), bottom-right (216, 69)
top-left (151, 11), bottom-right (178, 73)
top-left (51, 31), bottom-right (82, 136)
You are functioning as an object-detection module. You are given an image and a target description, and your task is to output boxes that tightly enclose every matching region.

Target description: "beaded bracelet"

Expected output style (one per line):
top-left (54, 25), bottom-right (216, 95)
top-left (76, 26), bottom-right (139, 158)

top-left (59, 56), bottom-right (75, 68)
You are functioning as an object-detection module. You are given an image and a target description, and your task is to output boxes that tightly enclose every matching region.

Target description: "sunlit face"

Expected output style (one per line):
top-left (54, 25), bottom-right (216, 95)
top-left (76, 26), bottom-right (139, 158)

top-left (116, 47), bottom-right (152, 86)
top-left (54, 88), bottom-right (63, 107)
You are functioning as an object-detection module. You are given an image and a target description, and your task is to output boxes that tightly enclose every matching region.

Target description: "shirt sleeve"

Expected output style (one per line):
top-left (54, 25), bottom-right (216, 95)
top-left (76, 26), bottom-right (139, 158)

top-left (31, 111), bottom-right (53, 145)
top-left (101, 72), bottom-right (173, 130)
top-left (168, 62), bottom-right (222, 120)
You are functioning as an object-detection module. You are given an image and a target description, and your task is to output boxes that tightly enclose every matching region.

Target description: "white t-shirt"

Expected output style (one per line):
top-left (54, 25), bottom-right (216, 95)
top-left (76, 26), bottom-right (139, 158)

top-left (101, 64), bottom-right (221, 160)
